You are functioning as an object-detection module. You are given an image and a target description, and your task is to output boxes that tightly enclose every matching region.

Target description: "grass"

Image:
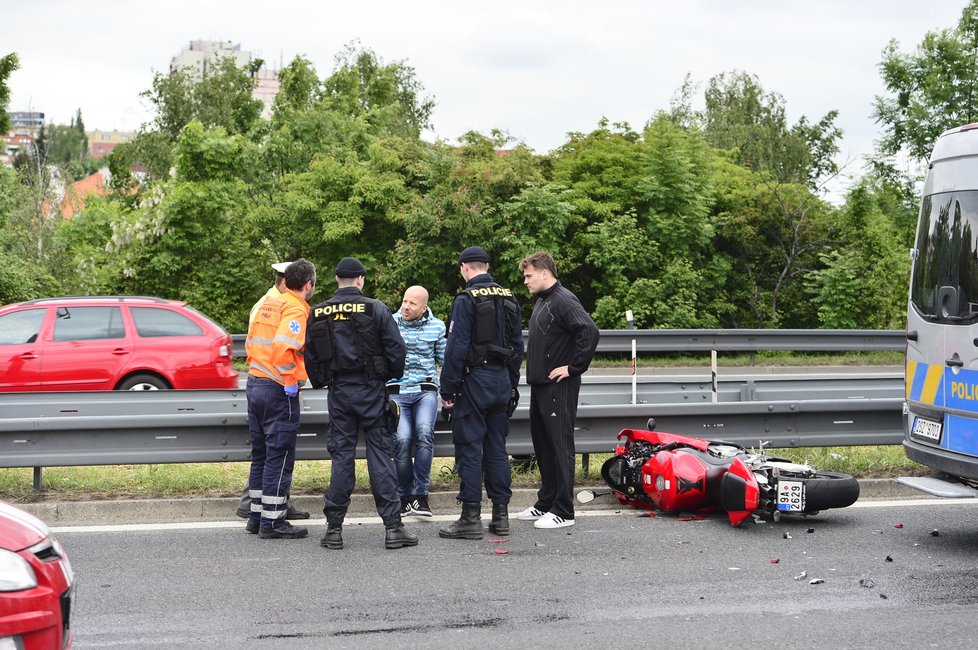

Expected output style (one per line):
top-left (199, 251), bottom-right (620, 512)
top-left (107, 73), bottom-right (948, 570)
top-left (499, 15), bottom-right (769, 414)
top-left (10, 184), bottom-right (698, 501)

top-left (0, 445), bottom-right (927, 504)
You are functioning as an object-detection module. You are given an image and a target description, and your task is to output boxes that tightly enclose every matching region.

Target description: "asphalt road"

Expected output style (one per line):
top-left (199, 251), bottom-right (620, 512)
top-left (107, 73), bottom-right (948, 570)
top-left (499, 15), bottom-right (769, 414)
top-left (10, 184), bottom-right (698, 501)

top-left (58, 497), bottom-right (978, 649)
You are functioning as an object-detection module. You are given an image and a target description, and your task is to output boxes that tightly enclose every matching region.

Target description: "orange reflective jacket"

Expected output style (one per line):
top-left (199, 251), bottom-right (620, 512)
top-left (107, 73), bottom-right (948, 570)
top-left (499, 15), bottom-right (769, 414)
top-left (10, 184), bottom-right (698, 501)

top-left (246, 289), bottom-right (310, 387)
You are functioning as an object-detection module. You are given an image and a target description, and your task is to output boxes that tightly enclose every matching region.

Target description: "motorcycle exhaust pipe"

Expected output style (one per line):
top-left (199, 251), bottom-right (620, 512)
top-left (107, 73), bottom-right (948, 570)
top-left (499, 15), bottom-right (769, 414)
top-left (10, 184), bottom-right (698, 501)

top-left (576, 489), bottom-right (613, 504)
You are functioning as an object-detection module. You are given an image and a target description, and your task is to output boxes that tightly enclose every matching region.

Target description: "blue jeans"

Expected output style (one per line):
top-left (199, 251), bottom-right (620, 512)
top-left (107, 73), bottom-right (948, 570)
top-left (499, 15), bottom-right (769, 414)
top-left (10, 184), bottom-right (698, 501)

top-left (392, 390), bottom-right (438, 498)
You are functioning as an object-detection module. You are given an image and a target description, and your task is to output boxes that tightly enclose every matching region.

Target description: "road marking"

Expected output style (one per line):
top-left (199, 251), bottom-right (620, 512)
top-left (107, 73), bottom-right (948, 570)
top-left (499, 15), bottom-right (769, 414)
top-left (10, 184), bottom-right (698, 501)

top-left (49, 509), bottom-right (626, 533)
top-left (48, 499), bottom-right (978, 534)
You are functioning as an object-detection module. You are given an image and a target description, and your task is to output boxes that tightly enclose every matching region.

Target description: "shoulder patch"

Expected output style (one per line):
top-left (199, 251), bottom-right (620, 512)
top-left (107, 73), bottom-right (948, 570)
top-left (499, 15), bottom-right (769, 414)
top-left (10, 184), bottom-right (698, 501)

top-left (289, 320), bottom-right (301, 334)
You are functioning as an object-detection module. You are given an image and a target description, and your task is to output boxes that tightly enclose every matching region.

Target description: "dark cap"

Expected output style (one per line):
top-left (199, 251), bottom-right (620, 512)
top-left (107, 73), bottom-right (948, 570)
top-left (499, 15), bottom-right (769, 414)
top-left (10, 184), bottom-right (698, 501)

top-left (335, 257), bottom-right (367, 278)
top-left (458, 246), bottom-right (490, 264)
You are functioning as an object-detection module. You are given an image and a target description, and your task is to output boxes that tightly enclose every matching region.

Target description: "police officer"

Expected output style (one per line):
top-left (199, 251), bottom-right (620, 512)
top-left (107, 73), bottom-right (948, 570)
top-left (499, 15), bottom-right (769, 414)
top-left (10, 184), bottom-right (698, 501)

top-left (305, 257), bottom-right (417, 550)
top-left (439, 246), bottom-right (524, 540)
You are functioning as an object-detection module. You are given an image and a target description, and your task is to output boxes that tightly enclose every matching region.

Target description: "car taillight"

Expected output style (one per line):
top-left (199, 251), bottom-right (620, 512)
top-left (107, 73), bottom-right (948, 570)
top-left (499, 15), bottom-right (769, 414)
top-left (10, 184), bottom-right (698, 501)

top-left (218, 344), bottom-right (230, 357)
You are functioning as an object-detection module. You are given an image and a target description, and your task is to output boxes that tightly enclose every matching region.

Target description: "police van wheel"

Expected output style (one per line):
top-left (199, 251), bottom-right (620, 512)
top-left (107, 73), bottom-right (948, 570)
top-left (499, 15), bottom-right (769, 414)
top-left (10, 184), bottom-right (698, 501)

top-left (117, 374), bottom-right (169, 391)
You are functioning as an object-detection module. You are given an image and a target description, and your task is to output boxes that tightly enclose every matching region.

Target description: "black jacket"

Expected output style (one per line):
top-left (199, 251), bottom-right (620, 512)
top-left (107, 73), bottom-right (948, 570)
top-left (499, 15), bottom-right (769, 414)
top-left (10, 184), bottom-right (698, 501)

top-left (526, 281), bottom-right (599, 385)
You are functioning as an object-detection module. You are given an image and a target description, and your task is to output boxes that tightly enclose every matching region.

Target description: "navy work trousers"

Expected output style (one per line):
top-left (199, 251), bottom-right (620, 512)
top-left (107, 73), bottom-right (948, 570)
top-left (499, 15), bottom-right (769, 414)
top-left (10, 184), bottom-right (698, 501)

top-left (452, 366), bottom-right (512, 505)
top-left (529, 376), bottom-right (582, 519)
top-left (323, 380), bottom-right (401, 527)
top-left (246, 375), bottom-right (300, 530)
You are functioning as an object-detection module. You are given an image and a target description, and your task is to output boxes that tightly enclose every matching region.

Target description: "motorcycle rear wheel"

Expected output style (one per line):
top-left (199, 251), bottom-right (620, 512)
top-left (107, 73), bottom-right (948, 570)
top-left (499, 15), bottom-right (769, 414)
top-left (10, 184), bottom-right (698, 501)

top-left (796, 471), bottom-right (860, 512)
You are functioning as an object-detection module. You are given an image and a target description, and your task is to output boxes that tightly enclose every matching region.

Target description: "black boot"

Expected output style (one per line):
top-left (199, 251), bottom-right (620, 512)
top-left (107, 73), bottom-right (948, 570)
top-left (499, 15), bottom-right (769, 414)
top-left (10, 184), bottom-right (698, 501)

top-left (258, 521), bottom-right (308, 539)
top-left (385, 523), bottom-right (419, 549)
top-left (320, 523), bottom-right (343, 549)
top-left (439, 502), bottom-right (484, 540)
top-left (488, 502), bottom-right (509, 536)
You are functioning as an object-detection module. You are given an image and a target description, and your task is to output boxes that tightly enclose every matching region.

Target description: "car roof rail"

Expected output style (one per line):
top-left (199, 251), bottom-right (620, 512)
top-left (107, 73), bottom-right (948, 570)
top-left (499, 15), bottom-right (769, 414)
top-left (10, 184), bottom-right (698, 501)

top-left (19, 295), bottom-right (172, 305)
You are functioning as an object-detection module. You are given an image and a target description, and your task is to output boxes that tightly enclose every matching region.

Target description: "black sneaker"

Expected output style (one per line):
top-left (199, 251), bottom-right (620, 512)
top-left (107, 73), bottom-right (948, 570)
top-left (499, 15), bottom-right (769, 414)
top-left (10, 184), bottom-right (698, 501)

top-left (245, 519), bottom-right (259, 534)
top-left (412, 495), bottom-right (433, 517)
top-left (258, 522), bottom-right (308, 539)
top-left (400, 498), bottom-right (413, 517)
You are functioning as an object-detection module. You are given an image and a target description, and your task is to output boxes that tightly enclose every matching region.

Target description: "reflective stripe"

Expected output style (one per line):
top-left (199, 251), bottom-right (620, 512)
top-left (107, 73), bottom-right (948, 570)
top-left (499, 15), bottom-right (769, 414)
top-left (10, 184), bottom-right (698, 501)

top-left (922, 364), bottom-right (943, 405)
top-left (275, 363), bottom-right (297, 373)
top-left (906, 360), bottom-right (917, 400)
top-left (273, 334), bottom-right (302, 349)
top-left (247, 336), bottom-right (275, 347)
top-left (250, 503), bottom-right (262, 512)
top-left (248, 490), bottom-right (262, 498)
top-left (261, 509), bottom-right (287, 519)
top-left (262, 495), bottom-right (288, 505)
top-left (249, 360), bottom-right (284, 383)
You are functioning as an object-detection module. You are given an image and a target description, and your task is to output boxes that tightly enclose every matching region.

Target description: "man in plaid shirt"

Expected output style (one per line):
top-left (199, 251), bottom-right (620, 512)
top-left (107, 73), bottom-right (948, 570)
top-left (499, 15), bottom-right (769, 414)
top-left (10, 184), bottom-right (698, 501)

top-left (387, 286), bottom-right (447, 517)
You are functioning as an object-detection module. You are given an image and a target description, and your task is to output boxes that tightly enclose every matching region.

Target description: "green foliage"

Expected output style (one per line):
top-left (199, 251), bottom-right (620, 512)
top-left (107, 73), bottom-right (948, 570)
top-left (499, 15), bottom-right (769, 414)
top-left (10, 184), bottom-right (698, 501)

top-left (40, 109), bottom-right (94, 181)
top-left (686, 70), bottom-right (841, 189)
top-left (0, 52), bottom-right (19, 135)
top-left (807, 179), bottom-right (910, 328)
top-left (874, 0), bottom-right (978, 161)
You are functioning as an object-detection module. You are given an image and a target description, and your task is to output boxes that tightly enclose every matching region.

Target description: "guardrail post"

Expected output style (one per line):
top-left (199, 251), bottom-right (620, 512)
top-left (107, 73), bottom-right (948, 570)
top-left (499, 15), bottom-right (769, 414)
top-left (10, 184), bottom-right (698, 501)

top-left (33, 466), bottom-right (42, 491)
top-left (582, 453), bottom-right (590, 477)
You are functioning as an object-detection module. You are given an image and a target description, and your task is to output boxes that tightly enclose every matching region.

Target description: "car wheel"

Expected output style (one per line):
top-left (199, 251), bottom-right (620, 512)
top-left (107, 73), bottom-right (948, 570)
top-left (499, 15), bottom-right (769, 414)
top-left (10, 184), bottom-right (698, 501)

top-left (117, 374), bottom-right (169, 391)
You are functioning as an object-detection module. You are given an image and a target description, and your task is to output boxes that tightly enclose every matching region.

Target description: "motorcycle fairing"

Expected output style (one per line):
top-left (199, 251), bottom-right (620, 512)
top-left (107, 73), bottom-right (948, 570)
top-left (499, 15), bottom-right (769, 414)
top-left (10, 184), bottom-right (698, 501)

top-left (719, 457), bottom-right (759, 527)
top-left (618, 428), bottom-right (710, 451)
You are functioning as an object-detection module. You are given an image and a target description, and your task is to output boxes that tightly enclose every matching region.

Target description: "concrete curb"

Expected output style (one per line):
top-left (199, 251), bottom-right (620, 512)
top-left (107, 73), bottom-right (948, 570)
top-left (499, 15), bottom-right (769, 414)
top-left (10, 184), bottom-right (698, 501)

top-left (16, 479), bottom-right (927, 526)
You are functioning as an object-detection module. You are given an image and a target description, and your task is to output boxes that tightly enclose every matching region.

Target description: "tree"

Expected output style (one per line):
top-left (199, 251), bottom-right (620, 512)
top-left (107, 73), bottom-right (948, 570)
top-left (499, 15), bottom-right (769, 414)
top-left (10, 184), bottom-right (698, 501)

top-left (113, 55), bottom-right (265, 180)
top-left (874, 1), bottom-right (978, 162)
top-left (0, 52), bottom-right (18, 135)
top-left (43, 109), bottom-right (93, 180)
top-left (676, 71), bottom-right (841, 191)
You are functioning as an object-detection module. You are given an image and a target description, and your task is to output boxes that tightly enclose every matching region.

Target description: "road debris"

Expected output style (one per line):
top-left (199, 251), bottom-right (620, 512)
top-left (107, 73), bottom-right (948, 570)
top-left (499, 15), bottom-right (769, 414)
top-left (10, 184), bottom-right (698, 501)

top-left (794, 571), bottom-right (808, 581)
top-left (859, 578), bottom-right (875, 588)
top-left (809, 578), bottom-right (825, 585)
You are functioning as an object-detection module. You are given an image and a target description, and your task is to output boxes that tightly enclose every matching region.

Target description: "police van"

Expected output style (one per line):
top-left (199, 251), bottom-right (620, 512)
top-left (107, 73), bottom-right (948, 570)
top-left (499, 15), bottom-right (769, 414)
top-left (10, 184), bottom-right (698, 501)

top-left (904, 123), bottom-right (978, 495)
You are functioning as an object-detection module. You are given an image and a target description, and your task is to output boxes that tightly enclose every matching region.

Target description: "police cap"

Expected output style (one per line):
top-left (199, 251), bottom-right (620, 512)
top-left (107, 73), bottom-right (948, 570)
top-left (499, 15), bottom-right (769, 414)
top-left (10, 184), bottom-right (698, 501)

top-left (271, 261), bottom-right (292, 275)
top-left (335, 257), bottom-right (367, 278)
top-left (458, 246), bottom-right (490, 264)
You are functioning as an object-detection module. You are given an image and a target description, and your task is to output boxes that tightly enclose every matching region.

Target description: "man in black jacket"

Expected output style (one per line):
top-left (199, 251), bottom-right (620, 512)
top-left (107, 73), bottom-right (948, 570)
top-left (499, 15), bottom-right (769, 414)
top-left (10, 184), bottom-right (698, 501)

top-left (517, 251), bottom-right (599, 529)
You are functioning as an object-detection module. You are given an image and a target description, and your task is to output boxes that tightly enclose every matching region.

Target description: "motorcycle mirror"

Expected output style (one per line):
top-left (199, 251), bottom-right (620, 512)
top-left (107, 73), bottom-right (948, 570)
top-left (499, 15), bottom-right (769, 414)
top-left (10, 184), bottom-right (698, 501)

top-left (576, 490), bottom-right (596, 504)
top-left (646, 418), bottom-right (656, 431)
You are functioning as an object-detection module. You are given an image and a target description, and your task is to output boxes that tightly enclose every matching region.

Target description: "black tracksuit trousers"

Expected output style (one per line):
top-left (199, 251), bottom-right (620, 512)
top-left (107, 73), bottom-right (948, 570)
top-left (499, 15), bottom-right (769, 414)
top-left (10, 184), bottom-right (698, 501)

top-left (529, 376), bottom-right (582, 519)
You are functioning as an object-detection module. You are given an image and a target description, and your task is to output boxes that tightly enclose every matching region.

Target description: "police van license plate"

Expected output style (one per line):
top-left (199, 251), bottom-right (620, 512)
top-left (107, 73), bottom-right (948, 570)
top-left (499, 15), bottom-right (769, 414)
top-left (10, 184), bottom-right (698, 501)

top-left (776, 480), bottom-right (805, 512)
top-left (911, 417), bottom-right (942, 444)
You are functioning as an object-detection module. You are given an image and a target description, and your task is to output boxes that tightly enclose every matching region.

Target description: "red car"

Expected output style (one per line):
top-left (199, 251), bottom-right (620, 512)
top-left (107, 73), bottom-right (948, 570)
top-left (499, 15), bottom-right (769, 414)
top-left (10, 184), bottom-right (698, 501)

top-left (0, 296), bottom-right (238, 391)
top-left (0, 501), bottom-right (73, 649)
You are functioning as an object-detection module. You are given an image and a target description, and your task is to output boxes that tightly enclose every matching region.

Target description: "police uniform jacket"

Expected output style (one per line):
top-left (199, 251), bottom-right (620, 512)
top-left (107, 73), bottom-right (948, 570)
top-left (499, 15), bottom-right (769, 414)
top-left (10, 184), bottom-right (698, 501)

top-left (440, 272), bottom-right (523, 401)
top-left (526, 280), bottom-right (599, 385)
top-left (306, 286), bottom-right (406, 387)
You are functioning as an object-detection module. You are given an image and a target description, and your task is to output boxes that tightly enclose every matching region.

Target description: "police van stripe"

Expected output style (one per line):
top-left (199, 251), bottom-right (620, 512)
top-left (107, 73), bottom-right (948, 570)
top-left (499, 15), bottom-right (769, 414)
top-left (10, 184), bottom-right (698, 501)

top-left (922, 364), bottom-right (943, 405)
top-left (906, 360), bottom-right (917, 400)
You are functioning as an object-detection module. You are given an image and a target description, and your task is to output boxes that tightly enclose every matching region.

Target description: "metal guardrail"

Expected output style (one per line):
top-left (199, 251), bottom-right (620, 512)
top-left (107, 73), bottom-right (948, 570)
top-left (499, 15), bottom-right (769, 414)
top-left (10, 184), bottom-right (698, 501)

top-left (0, 376), bottom-right (905, 470)
top-left (230, 329), bottom-right (907, 357)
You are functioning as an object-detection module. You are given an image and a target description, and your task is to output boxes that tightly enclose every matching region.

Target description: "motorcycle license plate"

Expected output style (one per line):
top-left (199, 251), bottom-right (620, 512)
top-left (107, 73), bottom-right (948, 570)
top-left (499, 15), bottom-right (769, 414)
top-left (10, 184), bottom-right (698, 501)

top-left (777, 480), bottom-right (805, 512)
top-left (911, 417), bottom-right (942, 444)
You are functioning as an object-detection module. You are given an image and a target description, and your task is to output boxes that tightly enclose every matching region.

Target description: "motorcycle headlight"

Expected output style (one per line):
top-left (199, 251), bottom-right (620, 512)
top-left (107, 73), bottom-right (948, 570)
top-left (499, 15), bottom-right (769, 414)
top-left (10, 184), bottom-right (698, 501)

top-left (0, 548), bottom-right (38, 591)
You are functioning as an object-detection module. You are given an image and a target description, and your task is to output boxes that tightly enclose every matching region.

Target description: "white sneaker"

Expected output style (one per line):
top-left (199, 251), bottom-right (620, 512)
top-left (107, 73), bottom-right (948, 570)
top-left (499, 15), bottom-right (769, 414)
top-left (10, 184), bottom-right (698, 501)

top-left (514, 506), bottom-right (545, 521)
top-left (534, 512), bottom-right (575, 529)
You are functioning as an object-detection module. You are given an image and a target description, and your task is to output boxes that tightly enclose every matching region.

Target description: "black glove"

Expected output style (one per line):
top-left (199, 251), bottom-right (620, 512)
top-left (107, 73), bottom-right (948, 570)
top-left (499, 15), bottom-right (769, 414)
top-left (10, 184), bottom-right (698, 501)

top-left (441, 406), bottom-right (453, 423)
top-left (507, 388), bottom-right (519, 417)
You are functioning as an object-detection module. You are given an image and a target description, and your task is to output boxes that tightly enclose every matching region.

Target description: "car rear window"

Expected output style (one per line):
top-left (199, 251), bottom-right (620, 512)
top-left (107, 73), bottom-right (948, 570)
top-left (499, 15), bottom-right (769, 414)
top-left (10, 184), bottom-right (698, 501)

top-left (0, 308), bottom-right (45, 345)
top-left (131, 307), bottom-right (204, 337)
top-left (53, 306), bottom-right (125, 341)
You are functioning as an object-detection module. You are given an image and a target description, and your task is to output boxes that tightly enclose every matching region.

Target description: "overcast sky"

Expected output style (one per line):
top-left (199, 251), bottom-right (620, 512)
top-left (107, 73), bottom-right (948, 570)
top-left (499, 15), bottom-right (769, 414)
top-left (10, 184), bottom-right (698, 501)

top-left (4, 0), bottom-right (971, 188)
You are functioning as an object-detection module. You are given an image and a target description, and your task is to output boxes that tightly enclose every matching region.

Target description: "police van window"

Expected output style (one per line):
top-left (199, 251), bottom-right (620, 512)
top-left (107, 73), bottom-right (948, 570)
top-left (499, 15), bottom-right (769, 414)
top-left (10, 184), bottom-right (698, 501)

top-left (52, 306), bottom-right (125, 341)
top-left (131, 307), bottom-right (203, 337)
top-left (911, 191), bottom-right (978, 322)
top-left (0, 309), bottom-right (45, 345)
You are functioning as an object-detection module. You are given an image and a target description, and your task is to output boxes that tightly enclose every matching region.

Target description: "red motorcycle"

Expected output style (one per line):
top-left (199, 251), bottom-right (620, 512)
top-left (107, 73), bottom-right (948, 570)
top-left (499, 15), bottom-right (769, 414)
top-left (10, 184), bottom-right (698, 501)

top-left (581, 421), bottom-right (860, 526)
